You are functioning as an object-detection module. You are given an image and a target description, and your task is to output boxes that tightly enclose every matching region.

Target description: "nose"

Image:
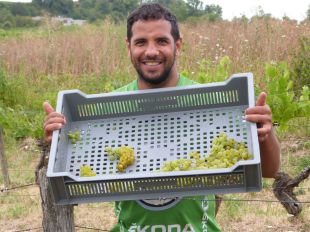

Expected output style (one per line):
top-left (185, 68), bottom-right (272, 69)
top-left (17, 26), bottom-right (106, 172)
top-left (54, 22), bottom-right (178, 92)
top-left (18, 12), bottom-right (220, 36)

top-left (144, 43), bottom-right (159, 57)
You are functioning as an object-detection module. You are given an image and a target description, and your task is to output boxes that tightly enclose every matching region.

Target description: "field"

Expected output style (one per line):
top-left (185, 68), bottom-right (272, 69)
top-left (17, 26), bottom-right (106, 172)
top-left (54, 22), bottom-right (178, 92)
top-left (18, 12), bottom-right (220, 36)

top-left (0, 18), bottom-right (310, 232)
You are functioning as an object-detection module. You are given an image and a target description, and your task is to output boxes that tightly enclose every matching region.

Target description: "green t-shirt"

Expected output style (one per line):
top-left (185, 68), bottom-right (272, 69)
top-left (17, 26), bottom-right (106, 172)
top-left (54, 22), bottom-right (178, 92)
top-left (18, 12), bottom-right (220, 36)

top-left (111, 75), bottom-right (222, 232)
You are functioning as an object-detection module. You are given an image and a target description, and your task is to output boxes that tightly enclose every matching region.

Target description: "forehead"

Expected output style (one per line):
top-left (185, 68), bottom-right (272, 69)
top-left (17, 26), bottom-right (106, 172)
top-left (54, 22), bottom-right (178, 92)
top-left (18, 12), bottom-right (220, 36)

top-left (131, 19), bottom-right (173, 40)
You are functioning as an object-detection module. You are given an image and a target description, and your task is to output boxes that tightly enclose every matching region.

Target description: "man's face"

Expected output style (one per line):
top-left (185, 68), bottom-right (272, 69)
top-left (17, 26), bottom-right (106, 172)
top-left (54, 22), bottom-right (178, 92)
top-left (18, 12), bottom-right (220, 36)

top-left (127, 19), bottom-right (181, 85)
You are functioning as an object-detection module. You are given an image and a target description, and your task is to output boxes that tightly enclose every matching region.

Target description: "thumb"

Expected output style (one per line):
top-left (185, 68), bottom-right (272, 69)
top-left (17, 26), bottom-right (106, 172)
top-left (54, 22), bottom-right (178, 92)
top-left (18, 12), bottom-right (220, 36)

top-left (43, 101), bottom-right (54, 115)
top-left (256, 92), bottom-right (267, 106)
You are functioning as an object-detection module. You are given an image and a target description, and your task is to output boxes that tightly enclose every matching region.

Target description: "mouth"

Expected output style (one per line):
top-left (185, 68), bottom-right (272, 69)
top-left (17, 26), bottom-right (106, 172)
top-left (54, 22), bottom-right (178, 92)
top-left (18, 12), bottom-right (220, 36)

top-left (142, 60), bottom-right (162, 66)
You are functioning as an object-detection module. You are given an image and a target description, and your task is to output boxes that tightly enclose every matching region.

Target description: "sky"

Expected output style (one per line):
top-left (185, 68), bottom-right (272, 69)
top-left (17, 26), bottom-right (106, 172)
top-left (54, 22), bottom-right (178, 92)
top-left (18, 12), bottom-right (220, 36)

top-left (202, 0), bottom-right (310, 21)
top-left (1, 0), bottom-right (309, 21)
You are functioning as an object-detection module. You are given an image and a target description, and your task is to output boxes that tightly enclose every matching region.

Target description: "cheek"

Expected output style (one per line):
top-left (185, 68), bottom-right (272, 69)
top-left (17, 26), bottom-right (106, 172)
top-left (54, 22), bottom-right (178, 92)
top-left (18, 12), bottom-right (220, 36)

top-left (129, 49), bottom-right (142, 60)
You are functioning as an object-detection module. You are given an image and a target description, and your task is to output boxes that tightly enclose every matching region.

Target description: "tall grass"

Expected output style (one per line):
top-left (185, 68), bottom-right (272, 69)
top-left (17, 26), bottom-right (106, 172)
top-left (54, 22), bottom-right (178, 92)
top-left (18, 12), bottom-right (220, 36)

top-left (0, 18), bottom-right (309, 82)
top-left (0, 18), bottom-right (309, 140)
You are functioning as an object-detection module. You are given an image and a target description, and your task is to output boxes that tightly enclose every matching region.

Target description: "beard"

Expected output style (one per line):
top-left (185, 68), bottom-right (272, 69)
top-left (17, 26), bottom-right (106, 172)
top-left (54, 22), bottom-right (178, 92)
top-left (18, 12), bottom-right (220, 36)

top-left (136, 63), bottom-right (173, 85)
top-left (131, 47), bottom-right (176, 86)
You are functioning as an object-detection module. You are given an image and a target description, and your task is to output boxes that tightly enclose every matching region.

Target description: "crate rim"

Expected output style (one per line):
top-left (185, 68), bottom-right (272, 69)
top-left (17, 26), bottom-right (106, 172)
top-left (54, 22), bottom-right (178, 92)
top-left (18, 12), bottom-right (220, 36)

top-left (47, 72), bottom-right (258, 179)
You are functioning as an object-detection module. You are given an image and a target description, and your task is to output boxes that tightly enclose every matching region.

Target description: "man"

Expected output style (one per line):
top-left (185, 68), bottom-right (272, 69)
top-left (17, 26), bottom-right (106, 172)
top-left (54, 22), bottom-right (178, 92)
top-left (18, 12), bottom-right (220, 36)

top-left (43, 3), bottom-right (280, 231)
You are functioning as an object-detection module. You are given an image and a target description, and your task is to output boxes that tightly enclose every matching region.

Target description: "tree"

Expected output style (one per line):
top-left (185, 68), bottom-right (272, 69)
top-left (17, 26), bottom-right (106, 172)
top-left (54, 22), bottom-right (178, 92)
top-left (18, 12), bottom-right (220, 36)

top-left (10, 3), bottom-right (31, 16)
top-left (253, 5), bottom-right (272, 20)
top-left (32, 0), bottom-right (74, 16)
top-left (204, 4), bottom-right (222, 22)
top-left (95, 0), bottom-right (110, 15)
top-left (169, 0), bottom-right (188, 22)
top-left (186, 0), bottom-right (203, 17)
top-left (307, 5), bottom-right (310, 20)
top-left (0, 8), bottom-right (15, 29)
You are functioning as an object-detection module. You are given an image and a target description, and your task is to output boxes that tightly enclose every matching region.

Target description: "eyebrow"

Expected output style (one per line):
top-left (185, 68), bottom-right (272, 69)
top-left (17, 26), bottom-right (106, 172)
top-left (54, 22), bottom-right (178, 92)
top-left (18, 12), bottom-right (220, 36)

top-left (132, 36), bottom-right (171, 43)
top-left (156, 36), bottom-right (170, 41)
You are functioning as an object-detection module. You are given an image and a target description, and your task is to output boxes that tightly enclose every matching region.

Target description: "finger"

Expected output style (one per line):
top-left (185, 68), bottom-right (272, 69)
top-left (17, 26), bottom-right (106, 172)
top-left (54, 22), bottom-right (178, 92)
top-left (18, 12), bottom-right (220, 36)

top-left (43, 101), bottom-right (54, 115)
top-left (44, 135), bottom-right (52, 143)
top-left (257, 125), bottom-right (272, 137)
top-left (44, 116), bottom-right (66, 129)
top-left (44, 112), bottom-right (65, 122)
top-left (258, 134), bottom-right (268, 142)
top-left (244, 114), bottom-right (271, 124)
top-left (256, 92), bottom-right (267, 106)
top-left (245, 106), bottom-right (271, 115)
top-left (44, 123), bottom-right (63, 135)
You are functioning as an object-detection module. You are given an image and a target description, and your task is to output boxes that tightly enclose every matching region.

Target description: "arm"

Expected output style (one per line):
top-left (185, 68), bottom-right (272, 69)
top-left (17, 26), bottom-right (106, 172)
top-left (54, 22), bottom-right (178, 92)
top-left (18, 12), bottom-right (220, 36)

top-left (245, 92), bottom-right (280, 178)
top-left (43, 102), bottom-right (66, 144)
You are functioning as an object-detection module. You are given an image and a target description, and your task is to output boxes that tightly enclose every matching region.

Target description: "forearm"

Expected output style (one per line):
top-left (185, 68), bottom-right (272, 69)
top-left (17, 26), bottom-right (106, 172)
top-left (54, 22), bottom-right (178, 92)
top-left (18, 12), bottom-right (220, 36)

top-left (259, 129), bottom-right (281, 178)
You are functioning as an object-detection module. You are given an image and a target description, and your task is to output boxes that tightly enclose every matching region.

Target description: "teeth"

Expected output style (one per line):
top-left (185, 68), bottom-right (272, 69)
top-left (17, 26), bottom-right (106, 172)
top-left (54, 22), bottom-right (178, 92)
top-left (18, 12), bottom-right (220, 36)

top-left (144, 61), bottom-right (160, 66)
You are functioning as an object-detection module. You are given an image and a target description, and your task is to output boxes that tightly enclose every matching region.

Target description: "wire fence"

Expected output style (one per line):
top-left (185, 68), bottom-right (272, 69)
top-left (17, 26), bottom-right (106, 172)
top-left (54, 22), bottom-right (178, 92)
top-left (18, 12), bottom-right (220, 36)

top-left (9, 225), bottom-right (111, 232)
top-left (1, 164), bottom-right (308, 173)
top-left (1, 181), bottom-right (310, 203)
top-left (1, 172), bottom-right (309, 232)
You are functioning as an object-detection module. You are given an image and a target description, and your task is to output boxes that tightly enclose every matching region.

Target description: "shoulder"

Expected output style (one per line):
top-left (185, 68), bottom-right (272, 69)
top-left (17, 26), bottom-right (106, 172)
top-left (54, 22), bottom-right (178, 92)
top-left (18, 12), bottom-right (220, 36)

top-left (178, 74), bottom-right (199, 86)
top-left (113, 80), bottom-right (138, 92)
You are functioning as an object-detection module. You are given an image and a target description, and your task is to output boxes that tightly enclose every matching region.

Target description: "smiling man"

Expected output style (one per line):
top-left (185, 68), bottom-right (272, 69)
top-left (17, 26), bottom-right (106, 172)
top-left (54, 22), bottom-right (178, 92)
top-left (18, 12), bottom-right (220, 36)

top-left (127, 18), bottom-right (181, 88)
top-left (43, 3), bottom-right (280, 232)
top-left (124, 3), bottom-right (182, 90)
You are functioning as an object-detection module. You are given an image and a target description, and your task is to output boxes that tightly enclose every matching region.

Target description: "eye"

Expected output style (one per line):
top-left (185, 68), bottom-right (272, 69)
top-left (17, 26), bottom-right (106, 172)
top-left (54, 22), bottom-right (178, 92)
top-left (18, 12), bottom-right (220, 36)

top-left (134, 40), bottom-right (145, 46)
top-left (158, 39), bottom-right (169, 45)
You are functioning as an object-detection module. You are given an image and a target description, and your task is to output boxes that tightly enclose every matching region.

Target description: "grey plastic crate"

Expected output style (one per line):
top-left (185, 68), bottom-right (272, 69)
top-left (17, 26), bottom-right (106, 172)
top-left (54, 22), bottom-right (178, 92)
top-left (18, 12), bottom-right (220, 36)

top-left (47, 73), bottom-right (262, 205)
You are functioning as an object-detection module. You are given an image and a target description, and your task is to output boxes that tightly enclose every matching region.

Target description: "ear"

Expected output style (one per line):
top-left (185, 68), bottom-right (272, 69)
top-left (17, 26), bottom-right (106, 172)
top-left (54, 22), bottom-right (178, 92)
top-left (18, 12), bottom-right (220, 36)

top-left (126, 37), bottom-right (131, 58)
top-left (175, 37), bottom-right (182, 56)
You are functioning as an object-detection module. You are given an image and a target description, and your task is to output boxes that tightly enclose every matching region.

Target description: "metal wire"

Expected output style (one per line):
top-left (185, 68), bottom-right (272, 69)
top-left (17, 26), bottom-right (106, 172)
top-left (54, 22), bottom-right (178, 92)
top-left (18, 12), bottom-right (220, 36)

top-left (9, 227), bottom-right (43, 232)
top-left (185, 197), bottom-right (310, 204)
top-left (1, 192), bottom-right (310, 205)
top-left (75, 225), bottom-right (108, 231)
top-left (0, 183), bottom-right (36, 192)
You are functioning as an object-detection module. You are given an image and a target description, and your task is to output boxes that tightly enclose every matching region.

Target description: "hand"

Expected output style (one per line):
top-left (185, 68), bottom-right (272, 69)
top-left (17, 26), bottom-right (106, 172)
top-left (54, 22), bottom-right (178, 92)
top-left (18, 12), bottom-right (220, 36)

top-left (43, 101), bottom-right (66, 143)
top-left (245, 92), bottom-right (272, 142)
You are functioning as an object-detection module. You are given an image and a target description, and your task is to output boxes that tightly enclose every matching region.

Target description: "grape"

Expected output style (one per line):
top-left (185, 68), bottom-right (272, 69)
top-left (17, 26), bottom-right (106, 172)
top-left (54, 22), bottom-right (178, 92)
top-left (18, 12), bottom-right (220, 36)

top-left (80, 165), bottom-right (96, 177)
top-left (160, 151), bottom-right (208, 171)
top-left (160, 133), bottom-right (253, 171)
top-left (105, 146), bottom-right (135, 172)
top-left (204, 133), bottom-right (253, 169)
top-left (68, 130), bottom-right (81, 144)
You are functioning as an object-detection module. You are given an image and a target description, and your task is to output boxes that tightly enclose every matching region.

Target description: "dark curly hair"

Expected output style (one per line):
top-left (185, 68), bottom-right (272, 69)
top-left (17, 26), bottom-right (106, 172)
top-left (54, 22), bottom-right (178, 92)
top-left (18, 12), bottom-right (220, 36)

top-left (127, 3), bottom-right (180, 42)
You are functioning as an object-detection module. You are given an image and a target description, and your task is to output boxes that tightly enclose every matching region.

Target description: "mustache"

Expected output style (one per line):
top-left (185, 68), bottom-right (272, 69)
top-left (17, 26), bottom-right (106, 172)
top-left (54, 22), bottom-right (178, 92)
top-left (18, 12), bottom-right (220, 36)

top-left (140, 57), bottom-right (163, 62)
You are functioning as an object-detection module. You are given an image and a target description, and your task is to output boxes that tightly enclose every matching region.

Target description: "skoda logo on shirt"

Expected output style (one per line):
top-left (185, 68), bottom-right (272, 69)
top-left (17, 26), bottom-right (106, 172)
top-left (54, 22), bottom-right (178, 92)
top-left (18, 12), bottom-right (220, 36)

top-left (137, 197), bottom-right (182, 211)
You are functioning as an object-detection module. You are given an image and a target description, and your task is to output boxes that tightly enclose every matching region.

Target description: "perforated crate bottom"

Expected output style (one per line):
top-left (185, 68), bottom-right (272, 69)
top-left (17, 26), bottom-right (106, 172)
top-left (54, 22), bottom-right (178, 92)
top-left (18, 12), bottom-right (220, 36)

top-left (68, 172), bottom-right (244, 195)
top-left (65, 105), bottom-right (250, 178)
top-left (55, 168), bottom-right (257, 204)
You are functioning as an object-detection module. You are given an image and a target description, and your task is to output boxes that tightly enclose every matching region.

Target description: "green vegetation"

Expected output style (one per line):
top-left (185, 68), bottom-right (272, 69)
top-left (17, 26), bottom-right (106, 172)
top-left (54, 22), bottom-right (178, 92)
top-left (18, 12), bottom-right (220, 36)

top-left (0, 0), bottom-right (223, 29)
top-left (291, 37), bottom-right (310, 92)
top-left (264, 61), bottom-right (310, 133)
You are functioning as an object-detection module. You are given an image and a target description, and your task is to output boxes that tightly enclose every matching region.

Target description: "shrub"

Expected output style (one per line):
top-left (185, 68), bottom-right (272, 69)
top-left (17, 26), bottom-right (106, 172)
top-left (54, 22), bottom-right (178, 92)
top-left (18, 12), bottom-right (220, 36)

top-left (291, 37), bottom-right (310, 94)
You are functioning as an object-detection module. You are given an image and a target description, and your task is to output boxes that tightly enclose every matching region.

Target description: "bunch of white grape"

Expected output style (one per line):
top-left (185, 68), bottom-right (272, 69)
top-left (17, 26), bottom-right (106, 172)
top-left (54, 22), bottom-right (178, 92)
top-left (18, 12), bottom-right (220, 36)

top-left (204, 133), bottom-right (253, 169)
top-left (160, 133), bottom-right (253, 171)
top-left (105, 146), bottom-right (135, 172)
top-left (80, 165), bottom-right (96, 177)
top-left (68, 130), bottom-right (81, 144)
top-left (160, 151), bottom-right (207, 171)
